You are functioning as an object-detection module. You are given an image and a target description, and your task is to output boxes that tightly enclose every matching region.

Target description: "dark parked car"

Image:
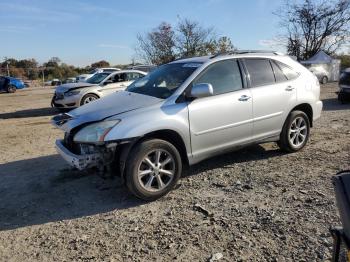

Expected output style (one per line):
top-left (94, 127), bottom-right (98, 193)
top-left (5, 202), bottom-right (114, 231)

top-left (331, 170), bottom-right (350, 261)
top-left (0, 76), bottom-right (25, 93)
top-left (338, 69), bottom-right (350, 104)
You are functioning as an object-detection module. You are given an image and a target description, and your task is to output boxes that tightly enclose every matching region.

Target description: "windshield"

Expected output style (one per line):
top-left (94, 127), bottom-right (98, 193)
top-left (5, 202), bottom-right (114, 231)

top-left (89, 69), bottom-right (99, 74)
top-left (340, 72), bottom-right (350, 85)
top-left (86, 72), bottom-right (110, 84)
top-left (126, 62), bottom-right (201, 99)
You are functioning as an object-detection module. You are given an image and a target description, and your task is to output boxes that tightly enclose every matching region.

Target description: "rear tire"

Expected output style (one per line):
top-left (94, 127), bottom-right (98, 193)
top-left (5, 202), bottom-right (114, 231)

top-left (321, 76), bottom-right (328, 85)
top-left (6, 85), bottom-right (16, 93)
top-left (278, 111), bottom-right (310, 152)
top-left (338, 93), bottom-right (347, 104)
top-left (125, 139), bottom-right (182, 201)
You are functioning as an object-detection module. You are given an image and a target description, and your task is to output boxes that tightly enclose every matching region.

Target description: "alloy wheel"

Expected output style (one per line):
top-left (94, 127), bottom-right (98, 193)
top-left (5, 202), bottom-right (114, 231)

top-left (137, 149), bottom-right (175, 192)
top-left (83, 96), bottom-right (96, 104)
top-left (288, 116), bottom-right (308, 147)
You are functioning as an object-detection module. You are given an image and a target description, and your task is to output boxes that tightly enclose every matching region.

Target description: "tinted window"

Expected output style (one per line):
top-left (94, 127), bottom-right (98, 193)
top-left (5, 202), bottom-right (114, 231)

top-left (113, 73), bottom-right (127, 82)
top-left (193, 60), bottom-right (243, 95)
top-left (245, 59), bottom-right (275, 87)
top-left (275, 61), bottom-right (299, 80)
top-left (271, 60), bottom-right (288, 82)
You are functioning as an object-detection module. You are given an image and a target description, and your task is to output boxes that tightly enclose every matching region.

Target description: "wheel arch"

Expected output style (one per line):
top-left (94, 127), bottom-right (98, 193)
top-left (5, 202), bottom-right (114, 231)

top-left (79, 92), bottom-right (100, 105)
top-left (118, 129), bottom-right (190, 182)
top-left (289, 103), bottom-right (313, 127)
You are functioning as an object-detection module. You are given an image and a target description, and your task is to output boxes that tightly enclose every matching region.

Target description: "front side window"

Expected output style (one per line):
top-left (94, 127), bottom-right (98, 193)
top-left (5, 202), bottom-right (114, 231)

top-left (193, 60), bottom-right (243, 95)
top-left (127, 63), bottom-right (200, 99)
top-left (113, 73), bottom-right (127, 82)
top-left (245, 59), bottom-right (275, 87)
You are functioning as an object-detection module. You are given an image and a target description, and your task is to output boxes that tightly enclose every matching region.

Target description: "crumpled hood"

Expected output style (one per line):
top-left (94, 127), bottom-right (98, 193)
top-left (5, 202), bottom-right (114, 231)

top-left (55, 82), bottom-right (97, 93)
top-left (55, 91), bottom-right (163, 132)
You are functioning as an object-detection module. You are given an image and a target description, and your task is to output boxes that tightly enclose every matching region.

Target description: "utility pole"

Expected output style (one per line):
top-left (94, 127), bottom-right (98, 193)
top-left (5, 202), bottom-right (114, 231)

top-left (41, 68), bottom-right (45, 86)
top-left (6, 62), bottom-right (9, 76)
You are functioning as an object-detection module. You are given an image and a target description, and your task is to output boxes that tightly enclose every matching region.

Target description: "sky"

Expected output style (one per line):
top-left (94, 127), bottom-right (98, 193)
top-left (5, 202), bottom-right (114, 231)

top-left (0, 0), bottom-right (285, 66)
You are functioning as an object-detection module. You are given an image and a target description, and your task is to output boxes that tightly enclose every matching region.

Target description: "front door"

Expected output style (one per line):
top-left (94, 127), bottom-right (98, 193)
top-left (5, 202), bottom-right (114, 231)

top-left (99, 73), bottom-right (131, 96)
top-left (187, 59), bottom-right (253, 160)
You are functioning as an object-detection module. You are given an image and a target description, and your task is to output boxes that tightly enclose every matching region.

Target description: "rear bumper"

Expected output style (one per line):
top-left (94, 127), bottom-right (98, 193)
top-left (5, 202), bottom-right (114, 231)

top-left (313, 100), bottom-right (323, 121)
top-left (55, 139), bottom-right (101, 170)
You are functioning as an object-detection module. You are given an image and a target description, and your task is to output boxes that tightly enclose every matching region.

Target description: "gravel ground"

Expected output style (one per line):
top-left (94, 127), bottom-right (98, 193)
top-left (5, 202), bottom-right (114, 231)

top-left (0, 83), bottom-right (349, 261)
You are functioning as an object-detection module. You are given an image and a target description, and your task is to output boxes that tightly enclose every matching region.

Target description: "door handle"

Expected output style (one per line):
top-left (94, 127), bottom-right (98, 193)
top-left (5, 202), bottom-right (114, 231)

top-left (238, 95), bottom-right (251, 101)
top-left (285, 86), bottom-right (295, 91)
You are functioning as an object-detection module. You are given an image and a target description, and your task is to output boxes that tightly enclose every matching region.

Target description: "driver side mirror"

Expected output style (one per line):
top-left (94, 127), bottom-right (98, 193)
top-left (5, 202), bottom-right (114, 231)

top-left (190, 83), bottom-right (214, 98)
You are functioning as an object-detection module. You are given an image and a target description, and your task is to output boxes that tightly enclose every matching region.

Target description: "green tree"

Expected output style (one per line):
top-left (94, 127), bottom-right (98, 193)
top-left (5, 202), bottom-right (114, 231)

top-left (90, 60), bottom-right (110, 68)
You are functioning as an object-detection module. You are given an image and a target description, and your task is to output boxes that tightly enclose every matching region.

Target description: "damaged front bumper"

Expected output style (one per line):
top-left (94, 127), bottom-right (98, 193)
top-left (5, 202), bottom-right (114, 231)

top-left (55, 139), bottom-right (101, 170)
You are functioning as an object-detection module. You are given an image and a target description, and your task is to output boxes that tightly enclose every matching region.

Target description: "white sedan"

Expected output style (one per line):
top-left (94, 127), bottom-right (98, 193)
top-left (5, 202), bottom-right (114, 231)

top-left (51, 70), bottom-right (147, 110)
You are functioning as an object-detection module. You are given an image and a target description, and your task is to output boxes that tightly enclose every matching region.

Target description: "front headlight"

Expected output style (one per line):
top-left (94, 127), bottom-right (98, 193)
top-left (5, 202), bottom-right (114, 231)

top-left (65, 90), bottom-right (80, 97)
top-left (73, 120), bottom-right (120, 143)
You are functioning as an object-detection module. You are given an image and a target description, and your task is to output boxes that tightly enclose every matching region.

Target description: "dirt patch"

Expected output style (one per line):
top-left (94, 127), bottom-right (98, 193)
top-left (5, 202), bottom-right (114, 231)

top-left (0, 84), bottom-right (349, 261)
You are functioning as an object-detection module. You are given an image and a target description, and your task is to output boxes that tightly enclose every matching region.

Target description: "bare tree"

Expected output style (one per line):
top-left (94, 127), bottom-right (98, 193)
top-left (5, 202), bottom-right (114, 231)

top-left (176, 19), bottom-right (217, 58)
top-left (276, 0), bottom-right (350, 60)
top-left (136, 22), bottom-right (176, 65)
top-left (135, 19), bottom-right (236, 64)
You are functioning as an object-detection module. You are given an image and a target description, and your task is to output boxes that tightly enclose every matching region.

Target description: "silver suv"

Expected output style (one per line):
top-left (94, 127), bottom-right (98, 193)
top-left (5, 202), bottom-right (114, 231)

top-left (52, 51), bottom-right (323, 200)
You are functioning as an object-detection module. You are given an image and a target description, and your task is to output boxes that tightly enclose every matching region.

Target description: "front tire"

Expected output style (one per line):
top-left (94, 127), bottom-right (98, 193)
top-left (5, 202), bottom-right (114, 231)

top-left (6, 85), bottom-right (16, 93)
top-left (278, 111), bottom-right (310, 152)
top-left (125, 139), bottom-right (182, 201)
top-left (80, 94), bottom-right (99, 106)
top-left (321, 76), bottom-right (328, 85)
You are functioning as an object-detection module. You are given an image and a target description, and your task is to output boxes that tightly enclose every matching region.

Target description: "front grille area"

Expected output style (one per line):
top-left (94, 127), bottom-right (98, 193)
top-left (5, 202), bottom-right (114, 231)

top-left (55, 92), bottom-right (64, 100)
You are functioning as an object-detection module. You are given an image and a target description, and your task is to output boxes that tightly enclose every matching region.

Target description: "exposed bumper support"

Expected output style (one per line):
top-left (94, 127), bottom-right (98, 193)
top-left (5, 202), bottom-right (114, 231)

top-left (55, 139), bottom-right (101, 170)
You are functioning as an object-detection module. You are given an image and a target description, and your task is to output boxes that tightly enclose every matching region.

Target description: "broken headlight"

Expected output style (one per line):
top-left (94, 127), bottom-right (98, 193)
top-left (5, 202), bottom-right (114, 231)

top-left (73, 120), bottom-right (120, 143)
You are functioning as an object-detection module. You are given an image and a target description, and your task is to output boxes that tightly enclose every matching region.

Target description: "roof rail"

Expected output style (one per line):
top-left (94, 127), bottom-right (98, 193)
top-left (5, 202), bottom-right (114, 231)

top-left (210, 50), bottom-right (282, 59)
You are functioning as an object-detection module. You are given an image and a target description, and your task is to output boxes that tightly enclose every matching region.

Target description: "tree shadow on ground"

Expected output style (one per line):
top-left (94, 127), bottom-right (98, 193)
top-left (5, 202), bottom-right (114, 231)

top-left (0, 145), bottom-right (284, 231)
top-left (0, 107), bottom-right (58, 119)
top-left (0, 155), bottom-right (142, 231)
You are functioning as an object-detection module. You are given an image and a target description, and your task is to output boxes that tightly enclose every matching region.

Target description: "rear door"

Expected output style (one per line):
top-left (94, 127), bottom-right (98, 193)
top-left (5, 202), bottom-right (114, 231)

top-left (244, 58), bottom-right (297, 140)
top-left (187, 59), bottom-right (253, 159)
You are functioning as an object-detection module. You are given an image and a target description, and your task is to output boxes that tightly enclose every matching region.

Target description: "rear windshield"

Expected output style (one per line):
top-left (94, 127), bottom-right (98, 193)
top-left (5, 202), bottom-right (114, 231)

top-left (340, 72), bottom-right (350, 85)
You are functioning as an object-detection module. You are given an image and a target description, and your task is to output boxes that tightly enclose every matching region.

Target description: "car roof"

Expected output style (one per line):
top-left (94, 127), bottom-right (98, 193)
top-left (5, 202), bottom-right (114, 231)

top-left (107, 70), bottom-right (147, 76)
top-left (171, 50), bottom-right (287, 64)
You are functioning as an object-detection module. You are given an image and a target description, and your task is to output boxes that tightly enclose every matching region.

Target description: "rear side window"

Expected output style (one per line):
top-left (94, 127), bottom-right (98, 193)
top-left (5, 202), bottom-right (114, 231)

top-left (271, 61), bottom-right (288, 82)
top-left (127, 72), bottom-right (144, 81)
top-left (274, 61), bottom-right (299, 80)
top-left (193, 59), bottom-right (243, 95)
top-left (245, 59), bottom-right (275, 87)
